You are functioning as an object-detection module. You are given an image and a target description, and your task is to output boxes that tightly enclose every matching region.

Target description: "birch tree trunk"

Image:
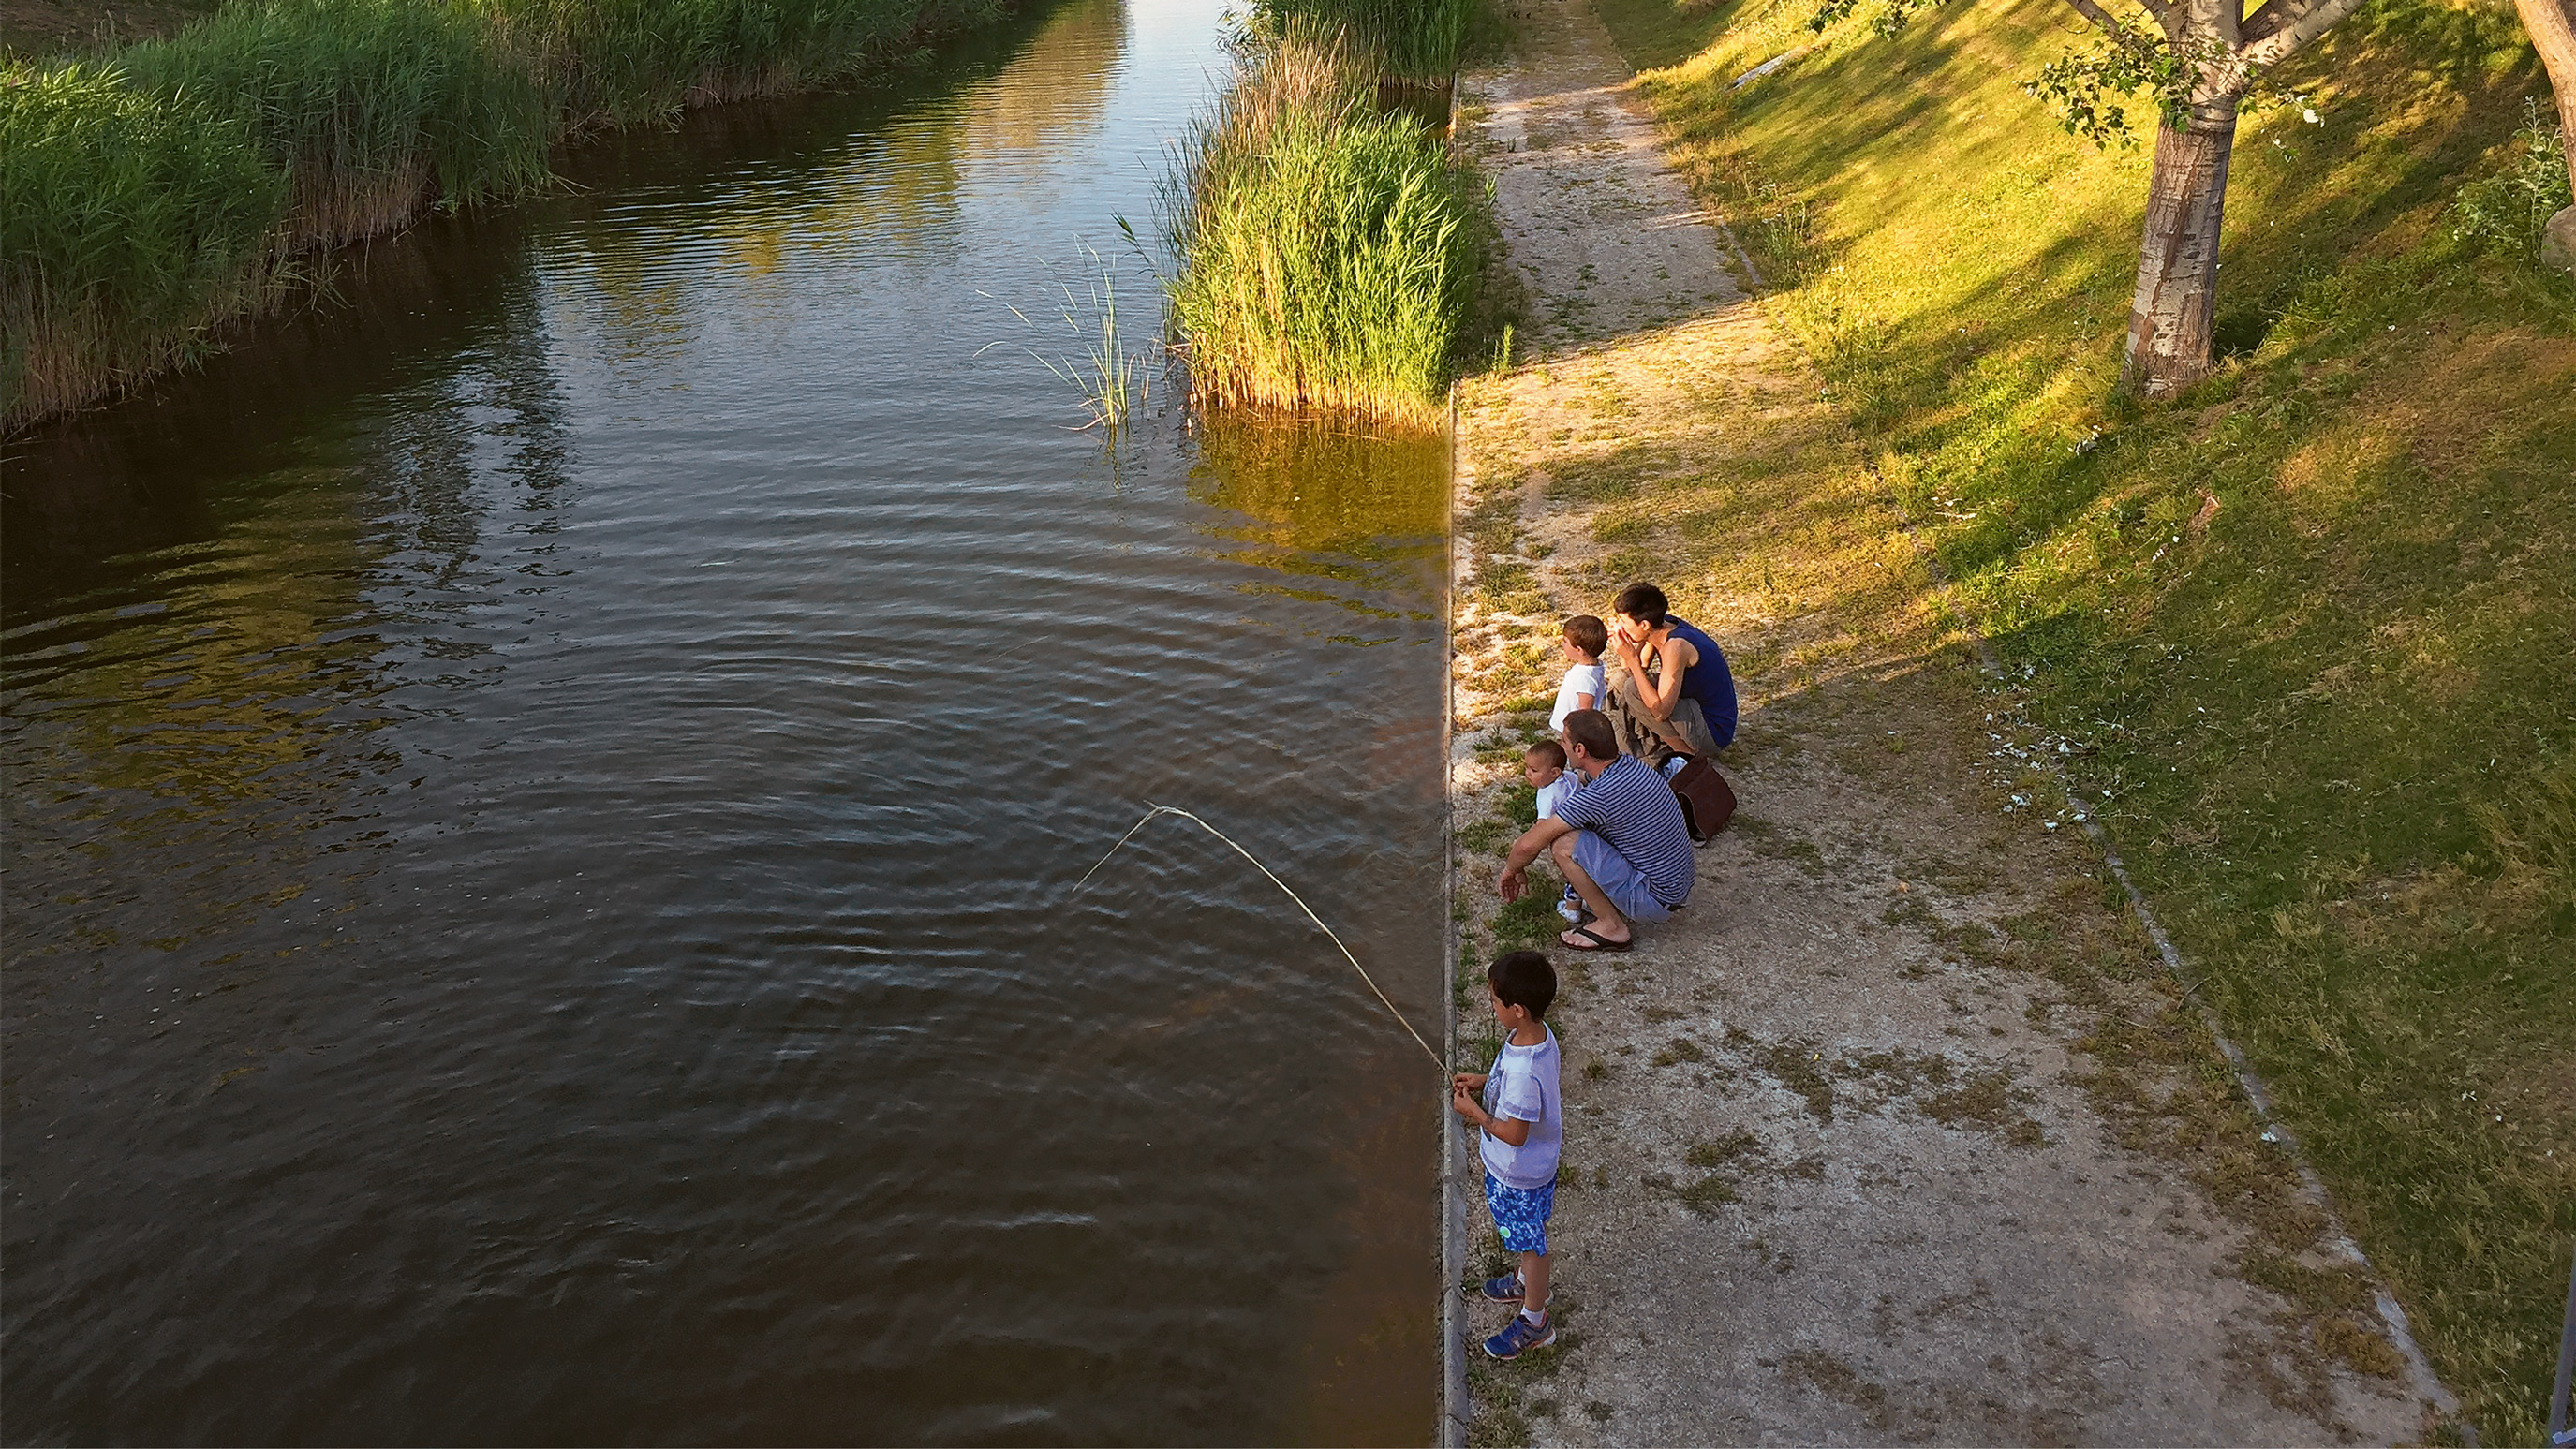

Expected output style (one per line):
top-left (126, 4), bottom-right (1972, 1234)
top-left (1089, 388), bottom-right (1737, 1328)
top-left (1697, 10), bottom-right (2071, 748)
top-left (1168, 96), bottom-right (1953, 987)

top-left (2123, 93), bottom-right (2242, 397)
top-left (2510, 0), bottom-right (2576, 197)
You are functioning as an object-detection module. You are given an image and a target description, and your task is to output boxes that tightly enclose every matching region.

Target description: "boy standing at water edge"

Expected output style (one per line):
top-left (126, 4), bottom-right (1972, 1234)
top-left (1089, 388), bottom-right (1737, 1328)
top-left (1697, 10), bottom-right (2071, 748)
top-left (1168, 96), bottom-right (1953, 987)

top-left (1452, 950), bottom-right (1562, 1360)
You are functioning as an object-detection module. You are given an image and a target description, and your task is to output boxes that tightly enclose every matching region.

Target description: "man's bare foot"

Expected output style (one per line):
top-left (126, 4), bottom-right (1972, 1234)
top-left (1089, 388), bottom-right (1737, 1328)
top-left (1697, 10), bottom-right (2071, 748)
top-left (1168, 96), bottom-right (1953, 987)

top-left (1561, 924), bottom-right (1632, 951)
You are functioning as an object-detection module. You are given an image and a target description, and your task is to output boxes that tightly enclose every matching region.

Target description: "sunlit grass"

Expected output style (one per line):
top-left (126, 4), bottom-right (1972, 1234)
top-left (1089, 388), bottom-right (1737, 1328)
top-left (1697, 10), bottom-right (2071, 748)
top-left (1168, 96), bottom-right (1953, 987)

top-left (1166, 25), bottom-right (1489, 424)
top-left (1590, 0), bottom-right (2575, 1433)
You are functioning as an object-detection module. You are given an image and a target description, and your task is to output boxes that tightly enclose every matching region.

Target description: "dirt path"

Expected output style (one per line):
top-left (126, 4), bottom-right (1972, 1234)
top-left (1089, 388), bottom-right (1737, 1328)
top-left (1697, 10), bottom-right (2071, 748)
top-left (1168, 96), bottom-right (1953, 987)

top-left (1440, 0), bottom-right (2442, 1442)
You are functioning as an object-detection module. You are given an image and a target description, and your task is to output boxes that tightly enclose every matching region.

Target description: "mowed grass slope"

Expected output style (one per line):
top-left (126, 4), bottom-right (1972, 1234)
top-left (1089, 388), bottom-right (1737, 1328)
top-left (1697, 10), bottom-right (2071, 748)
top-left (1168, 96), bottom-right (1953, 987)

top-left (1588, 0), bottom-right (2576, 1435)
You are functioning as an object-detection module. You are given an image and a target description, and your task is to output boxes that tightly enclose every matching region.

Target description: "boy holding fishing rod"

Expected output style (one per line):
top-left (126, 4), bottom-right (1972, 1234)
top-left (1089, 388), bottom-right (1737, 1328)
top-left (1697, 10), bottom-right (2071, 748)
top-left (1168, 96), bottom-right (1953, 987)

top-left (1452, 950), bottom-right (1563, 1361)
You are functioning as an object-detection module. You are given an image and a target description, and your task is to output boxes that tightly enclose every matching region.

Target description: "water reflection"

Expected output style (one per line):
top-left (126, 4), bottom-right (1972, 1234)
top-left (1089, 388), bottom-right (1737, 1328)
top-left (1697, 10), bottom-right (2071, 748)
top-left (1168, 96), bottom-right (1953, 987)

top-left (960, 0), bottom-right (1129, 179)
top-left (1, 1), bottom-right (1443, 1441)
top-left (1189, 415), bottom-right (1448, 639)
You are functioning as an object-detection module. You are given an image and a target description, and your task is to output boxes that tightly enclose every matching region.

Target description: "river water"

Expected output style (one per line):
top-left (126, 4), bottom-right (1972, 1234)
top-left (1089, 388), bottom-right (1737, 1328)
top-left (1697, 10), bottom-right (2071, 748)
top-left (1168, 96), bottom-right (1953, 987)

top-left (0, 3), bottom-right (1447, 1440)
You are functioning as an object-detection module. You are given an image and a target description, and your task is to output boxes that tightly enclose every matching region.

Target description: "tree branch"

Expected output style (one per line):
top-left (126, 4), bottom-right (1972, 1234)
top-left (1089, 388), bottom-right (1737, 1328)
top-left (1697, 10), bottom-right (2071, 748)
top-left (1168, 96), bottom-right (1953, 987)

top-left (2239, 0), bottom-right (2301, 41)
top-left (2241, 0), bottom-right (2363, 63)
top-left (2058, 0), bottom-right (2178, 40)
top-left (2197, 0), bottom-right (2241, 52)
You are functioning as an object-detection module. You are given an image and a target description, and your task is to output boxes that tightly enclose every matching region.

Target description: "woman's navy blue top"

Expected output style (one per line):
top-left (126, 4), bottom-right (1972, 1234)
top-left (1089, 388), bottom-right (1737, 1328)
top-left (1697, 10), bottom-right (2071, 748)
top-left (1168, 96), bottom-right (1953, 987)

top-left (1664, 617), bottom-right (1738, 748)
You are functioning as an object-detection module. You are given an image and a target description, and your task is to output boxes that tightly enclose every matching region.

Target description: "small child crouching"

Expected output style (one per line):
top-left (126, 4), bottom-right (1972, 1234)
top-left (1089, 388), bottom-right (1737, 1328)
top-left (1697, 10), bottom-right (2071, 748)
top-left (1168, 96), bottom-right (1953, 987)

top-left (1523, 741), bottom-right (1592, 924)
top-left (1524, 739), bottom-right (1574, 821)
top-left (1451, 949), bottom-right (1563, 1360)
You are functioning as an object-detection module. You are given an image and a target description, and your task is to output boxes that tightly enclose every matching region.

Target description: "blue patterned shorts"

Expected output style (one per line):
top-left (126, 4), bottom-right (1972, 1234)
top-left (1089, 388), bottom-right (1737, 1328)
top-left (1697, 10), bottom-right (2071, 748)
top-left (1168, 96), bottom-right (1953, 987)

top-left (1484, 1170), bottom-right (1555, 1256)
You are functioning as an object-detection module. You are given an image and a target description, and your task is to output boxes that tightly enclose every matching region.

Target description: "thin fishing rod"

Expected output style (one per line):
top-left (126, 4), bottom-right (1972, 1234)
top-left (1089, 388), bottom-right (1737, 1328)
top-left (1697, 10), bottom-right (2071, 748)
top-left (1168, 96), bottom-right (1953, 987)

top-left (1072, 804), bottom-right (1446, 1074)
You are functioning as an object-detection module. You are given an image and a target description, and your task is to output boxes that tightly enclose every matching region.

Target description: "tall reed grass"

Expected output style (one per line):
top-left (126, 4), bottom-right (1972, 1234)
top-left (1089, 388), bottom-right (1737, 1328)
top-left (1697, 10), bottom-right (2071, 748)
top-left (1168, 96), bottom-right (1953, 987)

top-left (987, 240), bottom-right (1147, 429)
top-left (120, 0), bottom-right (555, 248)
top-left (1, 61), bottom-right (290, 423)
top-left (3, 0), bottom-right (1009, 430)
top-left (1250, 0), bottom-right (1480, 81)
top-left (1165, 29), bottom-right (1488, 424)
top-left (488, 0), bottom-right (1001, 129)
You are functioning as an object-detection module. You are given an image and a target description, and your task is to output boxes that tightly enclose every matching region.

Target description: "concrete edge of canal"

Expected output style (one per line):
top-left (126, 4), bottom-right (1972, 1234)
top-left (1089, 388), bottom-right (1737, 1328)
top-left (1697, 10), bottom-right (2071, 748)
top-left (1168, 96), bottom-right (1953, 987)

top-left (1441, 380), bottom-right (1470, 1449)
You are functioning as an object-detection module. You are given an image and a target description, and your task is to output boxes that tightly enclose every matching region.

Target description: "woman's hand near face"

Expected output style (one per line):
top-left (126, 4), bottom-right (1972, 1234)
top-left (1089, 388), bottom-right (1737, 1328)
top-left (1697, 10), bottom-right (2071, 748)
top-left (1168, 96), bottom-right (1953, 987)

top-left (1610, 619), bottom-right (1646, 662)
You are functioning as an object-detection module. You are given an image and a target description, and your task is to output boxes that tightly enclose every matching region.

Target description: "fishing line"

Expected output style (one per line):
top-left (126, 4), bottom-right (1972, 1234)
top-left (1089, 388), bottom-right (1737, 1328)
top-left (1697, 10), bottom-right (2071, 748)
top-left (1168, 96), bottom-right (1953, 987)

top-left (1072, 804), bottom-right (1446, 1074)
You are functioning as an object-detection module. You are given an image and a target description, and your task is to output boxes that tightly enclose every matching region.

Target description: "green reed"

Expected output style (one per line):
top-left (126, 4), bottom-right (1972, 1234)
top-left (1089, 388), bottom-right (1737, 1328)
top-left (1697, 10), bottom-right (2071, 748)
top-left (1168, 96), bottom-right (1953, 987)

top-left (119, 0), bottom-right (555, 249)
top-left (989, 239), bottom-right (1147, 430)
top-left (1165, 27), bottom-right (1486, 424)
top-left (4, 0), bottom-right (1016, 429)
top-left (1, 61), bottom-right (290, 425)
top-left (1249, 0), bottom-right (1482, 80)
top-left (481, 0), bottom-right (1003, 129)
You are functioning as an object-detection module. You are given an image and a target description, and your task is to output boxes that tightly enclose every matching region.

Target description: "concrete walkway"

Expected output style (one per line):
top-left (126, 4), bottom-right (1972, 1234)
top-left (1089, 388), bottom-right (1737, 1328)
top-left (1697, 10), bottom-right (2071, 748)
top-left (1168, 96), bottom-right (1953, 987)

top-left (1440, 0), bottom-right (2440, 1442)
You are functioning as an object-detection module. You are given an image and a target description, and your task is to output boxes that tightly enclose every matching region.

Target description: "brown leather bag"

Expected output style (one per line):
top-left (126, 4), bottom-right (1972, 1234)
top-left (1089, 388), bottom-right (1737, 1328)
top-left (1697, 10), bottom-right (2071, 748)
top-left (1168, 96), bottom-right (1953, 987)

top-left (1664, 753), bottom-right (1737, 845)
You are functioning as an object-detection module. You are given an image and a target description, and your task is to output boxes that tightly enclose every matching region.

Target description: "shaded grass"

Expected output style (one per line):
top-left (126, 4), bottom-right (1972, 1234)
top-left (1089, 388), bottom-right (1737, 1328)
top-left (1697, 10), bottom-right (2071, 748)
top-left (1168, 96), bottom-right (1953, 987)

top-left (2, 0), bottom-right (224, 55)
top-left (120, 0), bottom-right (554, 248)
top-left (489, 0), bottom-right (1001, 128)
top-left (1589, 0), bottom-right (2576, 1432)
top-left (1166, 25), bottom-right (1492, 423)
top-left (1, 58), bottom-right (289, 420)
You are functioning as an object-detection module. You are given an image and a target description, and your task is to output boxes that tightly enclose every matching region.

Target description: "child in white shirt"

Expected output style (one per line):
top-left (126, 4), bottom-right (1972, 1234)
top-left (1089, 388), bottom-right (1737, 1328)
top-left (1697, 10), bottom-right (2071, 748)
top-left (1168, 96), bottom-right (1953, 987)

top-left (1524, 739), bottom-right (1574, 821)
top-left (1451, 949), bottom-right (1563, 1361)
top-left (1523, 740), bottom-right (1592, 923)
top-left (1549, 615), bottom-right (1608, 737)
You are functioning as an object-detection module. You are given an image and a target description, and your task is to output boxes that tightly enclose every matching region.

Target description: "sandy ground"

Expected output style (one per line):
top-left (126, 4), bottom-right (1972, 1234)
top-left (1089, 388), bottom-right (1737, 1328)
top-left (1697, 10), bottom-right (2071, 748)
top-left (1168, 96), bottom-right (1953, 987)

top-left (1439, 0), bottom-right (2446, 1442)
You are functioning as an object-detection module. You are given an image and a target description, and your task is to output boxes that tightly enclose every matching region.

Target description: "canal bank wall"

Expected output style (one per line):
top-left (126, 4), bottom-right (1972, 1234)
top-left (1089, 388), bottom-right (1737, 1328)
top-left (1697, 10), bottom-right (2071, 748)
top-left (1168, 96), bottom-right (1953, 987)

top-left (3, 0), bottom-right (1027, 430)
top-left (1437, 0), bottom-right (2452, 1441)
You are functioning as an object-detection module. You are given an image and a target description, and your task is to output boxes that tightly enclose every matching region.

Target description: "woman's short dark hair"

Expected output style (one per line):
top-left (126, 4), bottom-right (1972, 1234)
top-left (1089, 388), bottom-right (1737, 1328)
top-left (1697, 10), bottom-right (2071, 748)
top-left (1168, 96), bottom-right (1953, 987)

top-left (1488, 949), bottom-right (1558, 1020)
top-left (1612, 582), bottom-right (1668, 628)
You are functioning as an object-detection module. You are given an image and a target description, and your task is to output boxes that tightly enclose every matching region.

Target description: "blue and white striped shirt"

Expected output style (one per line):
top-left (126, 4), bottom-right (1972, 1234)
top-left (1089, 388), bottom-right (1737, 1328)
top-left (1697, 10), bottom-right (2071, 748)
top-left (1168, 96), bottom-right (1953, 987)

top-left (1557, 755), bottom-right (1695, 907)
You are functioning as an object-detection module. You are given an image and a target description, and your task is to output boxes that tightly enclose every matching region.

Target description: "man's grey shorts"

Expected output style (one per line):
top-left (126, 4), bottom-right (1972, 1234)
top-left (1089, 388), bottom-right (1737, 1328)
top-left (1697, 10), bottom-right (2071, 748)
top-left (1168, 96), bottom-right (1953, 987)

top-left (1566, 828), bottom-right (1678, 924)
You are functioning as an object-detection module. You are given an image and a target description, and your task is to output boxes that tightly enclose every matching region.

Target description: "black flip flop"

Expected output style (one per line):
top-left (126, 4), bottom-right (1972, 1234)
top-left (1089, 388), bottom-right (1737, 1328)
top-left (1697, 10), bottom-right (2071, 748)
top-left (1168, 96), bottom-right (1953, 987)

top-left (1560, 925), bottom-right (1633, 952)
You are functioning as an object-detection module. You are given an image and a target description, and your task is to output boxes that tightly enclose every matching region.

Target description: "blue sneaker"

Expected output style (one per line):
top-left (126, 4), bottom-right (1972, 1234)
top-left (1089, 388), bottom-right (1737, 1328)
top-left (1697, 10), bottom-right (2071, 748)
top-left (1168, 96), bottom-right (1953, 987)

top-left (1477, 1272), bottom-right (1524, 1304)
top-left (1483, 1311), bottom-right (1556, 1360)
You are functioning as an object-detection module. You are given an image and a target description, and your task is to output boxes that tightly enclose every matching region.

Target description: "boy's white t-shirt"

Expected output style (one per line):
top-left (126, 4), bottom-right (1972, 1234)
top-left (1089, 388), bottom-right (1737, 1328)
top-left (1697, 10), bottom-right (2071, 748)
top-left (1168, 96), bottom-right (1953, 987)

top-left (1533, 774), bottom-right (1574, 820)
top-left (1550, 661), bottom-right (1607, 734)
top-left (1479, 1025), bottom-right (1562, 1190)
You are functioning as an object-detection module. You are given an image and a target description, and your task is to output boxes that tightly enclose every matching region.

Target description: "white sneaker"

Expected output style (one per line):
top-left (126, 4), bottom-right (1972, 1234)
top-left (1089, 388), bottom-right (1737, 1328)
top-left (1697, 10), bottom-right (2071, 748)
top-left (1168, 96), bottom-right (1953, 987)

top-left (1556, 897), bottom-right (1584, 924)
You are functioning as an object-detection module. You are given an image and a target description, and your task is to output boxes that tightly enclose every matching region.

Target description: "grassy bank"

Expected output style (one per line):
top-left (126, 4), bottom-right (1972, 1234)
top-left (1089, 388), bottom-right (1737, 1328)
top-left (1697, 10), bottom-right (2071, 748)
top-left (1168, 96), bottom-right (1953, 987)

top-left (2, 0), bottom-right (1010, 428)
top-left (1584, 0), bottom-right (2575, 1434)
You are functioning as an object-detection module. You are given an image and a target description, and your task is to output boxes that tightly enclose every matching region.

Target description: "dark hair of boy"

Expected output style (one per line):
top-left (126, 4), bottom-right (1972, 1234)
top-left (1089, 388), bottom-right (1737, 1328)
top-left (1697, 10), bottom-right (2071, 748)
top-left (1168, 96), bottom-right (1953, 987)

top-left (1488, 949), bottom-right (1558, 1020)
top-left (1611, 582), bottom-right (1668, 628)
top-left (1527, 739), bottom-right (1567, 770)
top-left (1561, 708), bottom-right (1618, 763)
top-left (1562, 614), bottom-right (1608, 658)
